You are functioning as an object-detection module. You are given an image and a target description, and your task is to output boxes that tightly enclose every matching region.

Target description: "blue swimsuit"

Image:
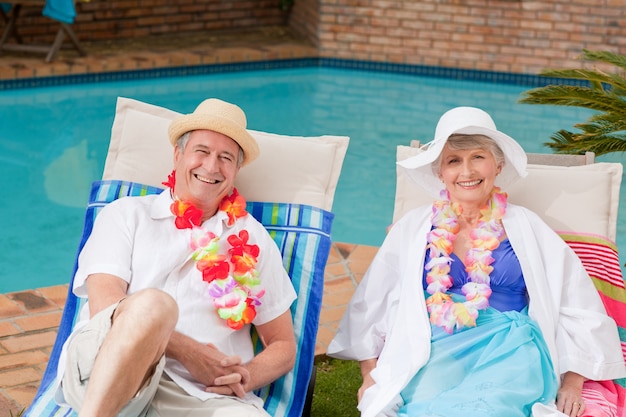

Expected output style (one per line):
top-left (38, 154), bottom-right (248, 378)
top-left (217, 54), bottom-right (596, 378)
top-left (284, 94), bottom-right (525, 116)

top-left (398, 239), bottom-right (558, 417)
top-left (431, 239), bottom-right (528, 312)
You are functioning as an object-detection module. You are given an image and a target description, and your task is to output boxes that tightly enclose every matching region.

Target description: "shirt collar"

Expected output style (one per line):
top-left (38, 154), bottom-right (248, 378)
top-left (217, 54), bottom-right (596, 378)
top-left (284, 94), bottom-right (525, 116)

top-left (150, 190), bottom-right (234, 236)
top-left (151, 189), bottom-right (174, 220)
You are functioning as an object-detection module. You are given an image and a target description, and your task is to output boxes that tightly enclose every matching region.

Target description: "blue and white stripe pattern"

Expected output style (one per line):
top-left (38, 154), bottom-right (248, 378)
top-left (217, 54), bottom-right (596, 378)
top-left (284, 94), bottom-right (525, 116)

top-left (26, 180), bottom-right (334, 417)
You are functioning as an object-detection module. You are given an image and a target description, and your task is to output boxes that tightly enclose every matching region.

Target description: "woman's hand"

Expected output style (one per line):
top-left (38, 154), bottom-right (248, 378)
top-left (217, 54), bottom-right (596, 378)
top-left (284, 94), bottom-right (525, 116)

top-left (556, 371), bottom-right (585, 417)
top-left (358, 373), bottom-right (376, 403)
top-left (358, 358), bottom-right (378, 402)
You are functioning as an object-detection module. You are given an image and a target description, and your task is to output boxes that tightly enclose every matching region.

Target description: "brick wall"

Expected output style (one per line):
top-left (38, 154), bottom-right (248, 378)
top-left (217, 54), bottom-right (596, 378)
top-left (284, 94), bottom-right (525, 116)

top-left (288, 0), bottom-right (626, 75)
top-left (5, 0), bottom-right (289, 44)
top-left (5, 0), bottom-right (625, 75)
top-left (286, 0), bottom-right (320, 46)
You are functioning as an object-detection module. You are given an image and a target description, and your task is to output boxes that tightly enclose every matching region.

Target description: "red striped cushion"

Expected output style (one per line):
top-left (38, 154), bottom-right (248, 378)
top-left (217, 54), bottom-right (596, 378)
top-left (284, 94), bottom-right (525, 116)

top-left (559, 232), bottom-right (626, 417)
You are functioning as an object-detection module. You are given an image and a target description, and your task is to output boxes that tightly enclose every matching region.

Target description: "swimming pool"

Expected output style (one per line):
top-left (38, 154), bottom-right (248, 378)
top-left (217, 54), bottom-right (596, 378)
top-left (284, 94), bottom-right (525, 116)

top-left (1, 65), bottom-right (623, 293)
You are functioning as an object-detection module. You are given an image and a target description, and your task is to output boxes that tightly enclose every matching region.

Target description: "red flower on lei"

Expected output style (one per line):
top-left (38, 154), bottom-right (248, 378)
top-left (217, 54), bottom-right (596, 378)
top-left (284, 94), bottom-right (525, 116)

top-left (220, 188), bottom-right (248, 227)
top-left (228, 230), bottom-right (261, 277)
top-left (171, 200), bottom-right (203, 229)
top-left (162, 170), bottom-right (176, 189)
top-left (163, 170), bottom-right (264, 330)
top-left (162, 171), bottom-right (203, 230)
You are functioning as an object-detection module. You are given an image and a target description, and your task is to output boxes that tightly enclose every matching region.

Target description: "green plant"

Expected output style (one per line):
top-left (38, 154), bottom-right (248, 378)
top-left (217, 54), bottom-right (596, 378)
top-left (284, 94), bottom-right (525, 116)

top-left (518, 49), bottom-right (626, 156)
top-left (311, 355), bottom-right (361, 416)
top-left (279, 0), bottom-right (294, 10)
top-left (9, 409), bottom-right (25, 417)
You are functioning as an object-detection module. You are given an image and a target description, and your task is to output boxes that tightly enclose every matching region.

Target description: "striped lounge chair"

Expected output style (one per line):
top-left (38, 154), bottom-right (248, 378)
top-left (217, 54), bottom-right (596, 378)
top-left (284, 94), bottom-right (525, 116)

top-left (26, 180), bottom-right (335, 417)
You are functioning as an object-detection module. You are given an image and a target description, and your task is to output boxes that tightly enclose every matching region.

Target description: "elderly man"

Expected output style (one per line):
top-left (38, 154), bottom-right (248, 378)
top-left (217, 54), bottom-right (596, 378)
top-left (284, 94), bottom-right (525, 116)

top-left (54, 98), bottom-right (297, 417)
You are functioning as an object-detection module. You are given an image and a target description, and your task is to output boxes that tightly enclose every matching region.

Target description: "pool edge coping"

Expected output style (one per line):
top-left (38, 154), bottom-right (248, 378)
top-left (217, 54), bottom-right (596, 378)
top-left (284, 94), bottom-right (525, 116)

top-left (0, 57), bottom-right (589, 90)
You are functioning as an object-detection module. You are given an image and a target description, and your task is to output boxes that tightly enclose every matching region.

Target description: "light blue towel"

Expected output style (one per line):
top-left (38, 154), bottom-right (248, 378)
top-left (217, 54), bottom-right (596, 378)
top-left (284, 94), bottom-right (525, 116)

top-left (399, 301), bottom-right (557, 417)
top-left (43, 0), bottom-right (75, 24)
top-left (0, 1), bottom-right (74, 23)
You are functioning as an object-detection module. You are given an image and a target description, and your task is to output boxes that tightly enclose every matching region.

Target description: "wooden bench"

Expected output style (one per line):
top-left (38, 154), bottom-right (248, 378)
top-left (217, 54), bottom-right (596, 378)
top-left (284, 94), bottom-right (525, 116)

top-left (0, 0), bottom-right (85, 62)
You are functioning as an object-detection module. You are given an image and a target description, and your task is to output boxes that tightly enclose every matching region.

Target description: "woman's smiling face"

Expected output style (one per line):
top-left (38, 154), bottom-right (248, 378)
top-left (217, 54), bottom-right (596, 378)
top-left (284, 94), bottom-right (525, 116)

top-left (438, 142), bottom-right (502, 207)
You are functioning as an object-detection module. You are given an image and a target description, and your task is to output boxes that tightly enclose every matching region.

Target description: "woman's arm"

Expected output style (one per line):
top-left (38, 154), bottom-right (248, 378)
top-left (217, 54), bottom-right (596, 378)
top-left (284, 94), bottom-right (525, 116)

top-left (358, 358), bottom-right (378, 402)
top-left (556, 371), bottom-right (585, 417)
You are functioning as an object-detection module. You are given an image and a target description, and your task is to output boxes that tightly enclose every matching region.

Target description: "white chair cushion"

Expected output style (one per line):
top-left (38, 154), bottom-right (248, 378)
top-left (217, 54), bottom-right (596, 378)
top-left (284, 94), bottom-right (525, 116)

top-left (394, 145), bottom-right (623, 241)
top-left (102, 97), bottom-right (350, 211)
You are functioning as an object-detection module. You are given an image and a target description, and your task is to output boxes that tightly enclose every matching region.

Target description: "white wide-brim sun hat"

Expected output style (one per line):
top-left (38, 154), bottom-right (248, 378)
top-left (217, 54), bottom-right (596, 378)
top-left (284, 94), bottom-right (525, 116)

top-left (168, 98), bottom-right (260, 167)
top-left (398, 106), bottom-right (528, 198)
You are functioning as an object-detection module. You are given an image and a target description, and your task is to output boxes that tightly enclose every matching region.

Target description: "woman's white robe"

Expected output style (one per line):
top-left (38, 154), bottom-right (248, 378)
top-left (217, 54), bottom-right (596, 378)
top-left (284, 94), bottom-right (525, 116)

top-left (327, 204), bottom-right (625, 417)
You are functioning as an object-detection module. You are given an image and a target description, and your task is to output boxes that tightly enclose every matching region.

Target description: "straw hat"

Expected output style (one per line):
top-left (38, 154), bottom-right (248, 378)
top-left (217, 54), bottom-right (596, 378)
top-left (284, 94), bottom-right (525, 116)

top-left (398, 106), bottom-right (527, 198)
top-left (168, 98), bottom-right (260, 167)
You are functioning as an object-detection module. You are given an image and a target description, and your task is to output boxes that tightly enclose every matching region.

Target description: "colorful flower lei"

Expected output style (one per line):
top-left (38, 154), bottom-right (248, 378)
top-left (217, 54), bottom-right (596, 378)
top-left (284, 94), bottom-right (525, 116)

top-left (162, 171), bottom-right (264, 330)
top-left (425, 187), bottom-right (507, 333)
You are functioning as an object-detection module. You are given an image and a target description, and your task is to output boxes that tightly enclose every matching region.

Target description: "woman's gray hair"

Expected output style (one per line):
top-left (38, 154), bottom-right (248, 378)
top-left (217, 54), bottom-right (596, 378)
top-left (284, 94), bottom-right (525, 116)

top-left (176, 131), bottom-right (245, 167)
top-left (431, 134), bottom-right (505, 176)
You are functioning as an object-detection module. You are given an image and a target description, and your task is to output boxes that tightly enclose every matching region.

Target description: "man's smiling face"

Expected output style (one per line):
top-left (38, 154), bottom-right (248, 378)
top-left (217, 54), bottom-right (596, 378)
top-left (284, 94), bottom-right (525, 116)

top-left (173, 129), bottom-right (241, 220)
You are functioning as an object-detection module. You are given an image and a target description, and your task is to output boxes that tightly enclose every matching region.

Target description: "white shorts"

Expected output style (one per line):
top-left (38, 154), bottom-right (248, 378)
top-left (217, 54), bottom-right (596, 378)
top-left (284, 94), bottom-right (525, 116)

top-left (62, 301), bottom-right (270, 417)
top-left (62, 301), bottom-right (166, 417)
top-left (148, 374), bottom-right (271, 417)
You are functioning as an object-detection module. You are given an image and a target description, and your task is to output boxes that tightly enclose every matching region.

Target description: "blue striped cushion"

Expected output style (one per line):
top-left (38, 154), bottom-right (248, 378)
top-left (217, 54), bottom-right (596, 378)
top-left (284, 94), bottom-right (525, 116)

top-left (26, 180), bottom-right (333, 417)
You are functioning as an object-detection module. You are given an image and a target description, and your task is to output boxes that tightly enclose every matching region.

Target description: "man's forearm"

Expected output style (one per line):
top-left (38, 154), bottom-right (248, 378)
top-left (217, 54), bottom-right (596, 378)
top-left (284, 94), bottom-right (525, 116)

top-left (165, 331), bottom-right (194, 364)
top-left (243, 339), bottom-right (296, 391)
top-left (86, 273), bottom-right (129, 318)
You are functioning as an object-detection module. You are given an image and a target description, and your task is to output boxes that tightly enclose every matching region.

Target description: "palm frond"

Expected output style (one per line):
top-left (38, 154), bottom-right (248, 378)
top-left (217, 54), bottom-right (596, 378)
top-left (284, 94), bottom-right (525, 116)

top-left (546, 130), bottom-right (577, 147)
top-left (545, 129), bottom-right (626, 156)
top-left (582, 49), bottom-right (626, 72)
top-left (520, 49), bottom-right (626, 156)
top-left (519, 85), bottom-right (626, 113)
top-left (587, 112), bottom-right (626, 126)
top-left (537, 68), bottom-right (626, 92)
top-left (575, 117), bottom-right (626, 134)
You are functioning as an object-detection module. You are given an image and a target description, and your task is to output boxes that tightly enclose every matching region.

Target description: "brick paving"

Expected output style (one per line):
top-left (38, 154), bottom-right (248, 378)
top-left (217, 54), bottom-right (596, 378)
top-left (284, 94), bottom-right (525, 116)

top-left (0, 26), bottom-right (377, 414)
top-left (0, 286), bottom-right (68, 415)
top-left (0, 26), bottom-right (317, 81)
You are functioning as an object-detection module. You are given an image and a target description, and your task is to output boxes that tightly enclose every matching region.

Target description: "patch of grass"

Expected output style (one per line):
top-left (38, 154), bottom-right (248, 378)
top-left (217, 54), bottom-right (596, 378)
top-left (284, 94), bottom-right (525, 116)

top-left (311, 355), bottom-right (361, 417)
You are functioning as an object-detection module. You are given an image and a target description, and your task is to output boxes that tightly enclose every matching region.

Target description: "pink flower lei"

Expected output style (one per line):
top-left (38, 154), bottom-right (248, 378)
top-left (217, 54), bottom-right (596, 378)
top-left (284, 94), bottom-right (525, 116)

top-left (425, 187), bottom-right (508, 333)
top-left (162, 170), bottom-right (265, 330)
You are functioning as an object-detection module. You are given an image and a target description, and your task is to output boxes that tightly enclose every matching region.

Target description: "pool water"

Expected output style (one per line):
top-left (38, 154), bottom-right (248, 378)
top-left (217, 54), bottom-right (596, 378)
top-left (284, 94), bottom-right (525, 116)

top-left (1, 66), bottom-right (623, 293)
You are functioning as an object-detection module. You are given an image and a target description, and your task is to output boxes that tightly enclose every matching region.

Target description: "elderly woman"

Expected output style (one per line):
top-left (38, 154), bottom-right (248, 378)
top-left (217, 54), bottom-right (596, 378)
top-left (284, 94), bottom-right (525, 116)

top-left (327, 107), bottom-right (625, 417)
